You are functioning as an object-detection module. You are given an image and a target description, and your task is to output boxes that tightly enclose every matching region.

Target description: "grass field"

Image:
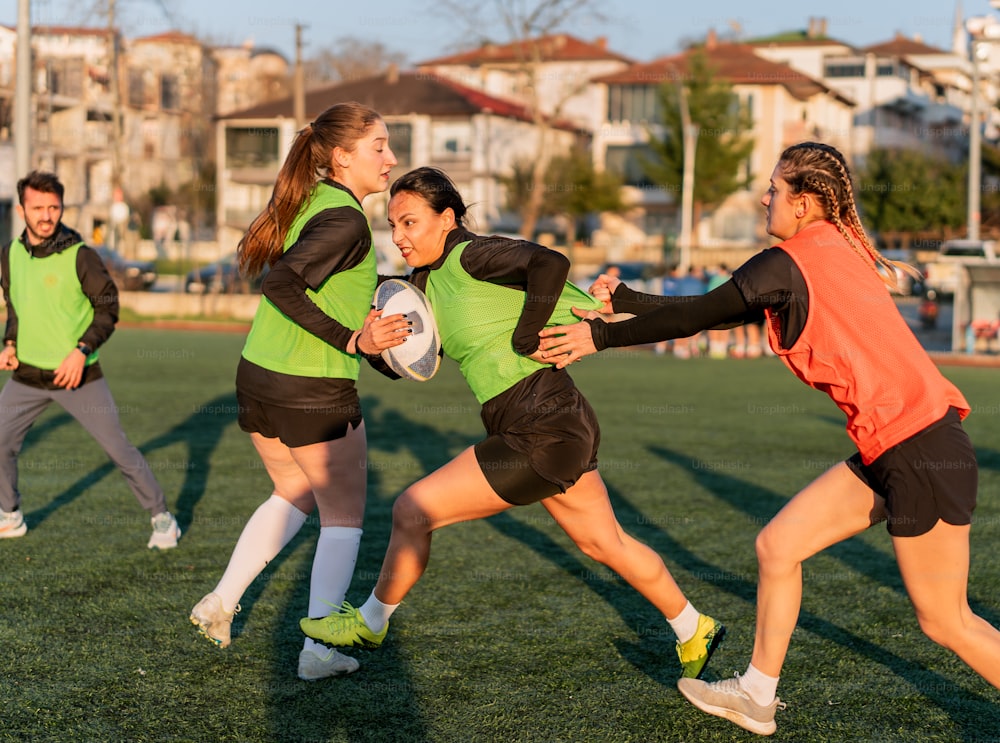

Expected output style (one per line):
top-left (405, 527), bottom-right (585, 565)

top-left (1, 328), bottom-right (998, 743)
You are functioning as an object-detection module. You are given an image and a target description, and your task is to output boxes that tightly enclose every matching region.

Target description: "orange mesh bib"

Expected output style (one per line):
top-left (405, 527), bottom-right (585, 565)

top-left (764, 221), bottom-right (968, 464)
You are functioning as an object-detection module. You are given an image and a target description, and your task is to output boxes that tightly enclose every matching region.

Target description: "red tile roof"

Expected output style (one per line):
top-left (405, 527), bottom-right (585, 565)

top-left (420, 33), bottom-right (633, 66)
top-left (131, 30), bottom-right (202, 45)
top-left (862, 34), bottom-right (949, 56)
top-left (595, 42), bottom-right (853, 105)
top-left (217, 69), bottom-right (581, 131)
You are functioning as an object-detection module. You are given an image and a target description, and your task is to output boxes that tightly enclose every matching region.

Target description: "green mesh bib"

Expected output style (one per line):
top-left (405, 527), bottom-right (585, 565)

top-left (426, 240), bottom-right (601, 403)
top-left (242, 183), bottom-right (376, 379)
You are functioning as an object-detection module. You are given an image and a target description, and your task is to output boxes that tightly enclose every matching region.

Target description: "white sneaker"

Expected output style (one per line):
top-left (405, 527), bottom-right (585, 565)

top-left (678, 674), bottom-right (786, 736)
top-left (297, 646), bottom-right (360, 680)
top-left (190, 592), bottom-right (240, 648)
top-left (148, 512), bottom-right (180, 550)
top-left (0, 508), bottom-right (27, 538)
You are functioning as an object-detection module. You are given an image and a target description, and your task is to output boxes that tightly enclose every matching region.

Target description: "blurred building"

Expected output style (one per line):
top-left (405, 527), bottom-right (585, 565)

top-left (213, 69), bottom-right (581, 260)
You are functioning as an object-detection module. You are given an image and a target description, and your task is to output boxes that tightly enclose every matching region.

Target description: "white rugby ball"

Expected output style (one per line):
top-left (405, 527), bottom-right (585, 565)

top-left (373, 278), bottom-right (441, 382)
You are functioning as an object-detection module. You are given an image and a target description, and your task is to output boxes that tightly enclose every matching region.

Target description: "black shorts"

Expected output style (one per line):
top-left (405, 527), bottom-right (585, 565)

top-left (237, 390), bottom-right (363, 448)
top-left (475, 368), bottom-right (600, 505)
top-left (847, 408), bottom-right (977, 537)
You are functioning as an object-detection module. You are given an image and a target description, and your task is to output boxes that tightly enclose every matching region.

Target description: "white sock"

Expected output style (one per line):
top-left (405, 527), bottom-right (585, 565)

top-left (359, 591), bottom-right (399, 634)
top-left (213, 494), bottom-right (308, 612)
top-left (667, 601), bottom-right (701, 644)
top-left (739, 663), bottom-right (779, 706)
top-left (302, 526), bottom-right (363, 656)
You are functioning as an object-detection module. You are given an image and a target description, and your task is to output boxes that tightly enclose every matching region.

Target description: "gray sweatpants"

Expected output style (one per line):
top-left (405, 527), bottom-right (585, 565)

top-left (0, 377), bottom-right (166, 515)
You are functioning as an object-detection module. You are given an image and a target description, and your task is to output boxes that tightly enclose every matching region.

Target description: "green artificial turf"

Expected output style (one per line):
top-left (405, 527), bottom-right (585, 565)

top-left (0, 329), bottom-right (997, 742)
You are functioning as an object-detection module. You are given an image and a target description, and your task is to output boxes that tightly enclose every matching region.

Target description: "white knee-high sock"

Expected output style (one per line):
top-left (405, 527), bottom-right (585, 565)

top-left (302, 526), bottom-right (363, 655)
top-left (213, 494), bottom-right (308, 612)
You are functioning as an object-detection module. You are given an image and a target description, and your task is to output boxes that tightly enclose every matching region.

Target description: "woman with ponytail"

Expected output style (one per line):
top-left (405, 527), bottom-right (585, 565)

top-left (190, 102), bottom-right (408, 682)
top-left (539, 141), bottom-right (1000, 735)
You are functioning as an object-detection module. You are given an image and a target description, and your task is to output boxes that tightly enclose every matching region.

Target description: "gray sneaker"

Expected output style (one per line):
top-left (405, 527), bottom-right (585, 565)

top-left (297, 647), bottom-right (360, 680)
top-left (0, 508), bottom-right (27, 539)
top-left (677, 674), bottom-right (786, 736)
top-left (190, 593), bottom-right (240, 648)
top-left (148, 512), bottom-right (181, 550)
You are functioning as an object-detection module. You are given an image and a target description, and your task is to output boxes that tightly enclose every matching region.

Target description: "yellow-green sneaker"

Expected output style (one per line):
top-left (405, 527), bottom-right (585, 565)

top-left (676, 614), bottom-right (725, 679)
top-left (299, 602), bottom-right (387, 648)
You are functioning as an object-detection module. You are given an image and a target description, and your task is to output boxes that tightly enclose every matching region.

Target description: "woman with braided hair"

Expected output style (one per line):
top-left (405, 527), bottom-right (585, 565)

top-left (539, 141), bottom-right (1000, 735)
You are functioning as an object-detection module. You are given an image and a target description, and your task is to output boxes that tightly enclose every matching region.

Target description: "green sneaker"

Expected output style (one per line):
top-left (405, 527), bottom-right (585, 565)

top-left (299, 602), bottom-right (387, 648)
top-left (676, 614), bottom-right (725, 679)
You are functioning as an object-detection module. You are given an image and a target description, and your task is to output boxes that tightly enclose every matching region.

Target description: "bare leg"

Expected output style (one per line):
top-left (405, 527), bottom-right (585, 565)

top-left (373, 446), bottom-right (513, 604)
top-left (540, 470), bottom-right (688, 618)
top-left (750, 462), bottom-right (884, 676)
top-left (893, 521), bottom-right (1000, 687)
top-left (250, 433), bottom-right (317, 515)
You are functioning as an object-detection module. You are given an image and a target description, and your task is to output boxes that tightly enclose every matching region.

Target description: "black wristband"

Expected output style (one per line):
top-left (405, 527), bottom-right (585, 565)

top-left (77, 343), bottom-right (93, 356)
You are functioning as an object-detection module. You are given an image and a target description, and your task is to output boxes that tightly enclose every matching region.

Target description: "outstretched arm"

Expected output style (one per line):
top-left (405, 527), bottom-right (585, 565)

top-left (539, 280), bottom-right (751, 368)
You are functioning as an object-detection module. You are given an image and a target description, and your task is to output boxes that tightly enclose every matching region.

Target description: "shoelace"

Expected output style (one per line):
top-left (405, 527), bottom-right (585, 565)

top-left (714, 674), bottom-right (788, 710)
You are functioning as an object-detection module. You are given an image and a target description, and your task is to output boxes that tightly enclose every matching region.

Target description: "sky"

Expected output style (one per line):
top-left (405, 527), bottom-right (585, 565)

top-left (6, 0), bottom-right (996, 65)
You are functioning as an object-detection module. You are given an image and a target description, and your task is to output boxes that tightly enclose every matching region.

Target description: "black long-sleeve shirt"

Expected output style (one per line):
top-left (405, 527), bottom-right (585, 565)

top-left (258, 179), bottom-right (371, 352)
top-left (590, 248), bottom-right (810, 352)
top-left (405, 227), bottom-right (571, 355)
top-left (237, 180), bottom-right (379, 407)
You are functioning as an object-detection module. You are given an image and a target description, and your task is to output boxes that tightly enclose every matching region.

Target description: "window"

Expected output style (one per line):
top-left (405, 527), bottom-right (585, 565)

top-left (607, 84), bottom-right (660, 123)
top-left (824, 61), bottom-right (865, 78)
top-left (225, 126), bottom-right (280, 169)
top-left (128, 68), bottom-right (145, 108)
top-left (48, 58), bottom-right (84, 98)
top-left (386, 122), bottom-right (411, 171)
top-left (605, 144), bottom-right (656, 187)
top-left (161, 74), bottom-right (179, 111)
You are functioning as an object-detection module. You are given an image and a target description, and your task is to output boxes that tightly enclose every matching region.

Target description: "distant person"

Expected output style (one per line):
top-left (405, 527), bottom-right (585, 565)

top-left (0, 170), bottom-right (180, 549)
top-left (671, 266), bottom-right (706, 359)
top-left (188, 102), bottom-right (406, 682)
top-left (539, 141), bottom-right (1000, 736)
top-left (704, 264), bottom-right (732, 358)
top-left (300, 166), bottom-right (726, 682)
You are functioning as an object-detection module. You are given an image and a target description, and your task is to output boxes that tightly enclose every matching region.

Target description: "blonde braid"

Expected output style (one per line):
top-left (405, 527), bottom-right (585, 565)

top-left (780, 142), bottom-right (908, 291)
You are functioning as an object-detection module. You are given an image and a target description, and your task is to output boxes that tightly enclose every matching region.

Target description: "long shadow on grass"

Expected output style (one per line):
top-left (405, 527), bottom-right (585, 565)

top-left (258, 396), bottom-right (468, 743)
top-left (633, 444), bottom-right (1000, 741)
top-left (25, 392), bottom-right (238, 535)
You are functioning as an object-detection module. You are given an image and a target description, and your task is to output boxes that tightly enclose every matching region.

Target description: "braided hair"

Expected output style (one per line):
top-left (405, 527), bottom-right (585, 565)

top-left (777, 142), bottom-right (915, 291)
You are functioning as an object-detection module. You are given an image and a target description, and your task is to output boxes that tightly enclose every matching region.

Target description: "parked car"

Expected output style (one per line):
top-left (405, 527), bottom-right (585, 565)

top-left (922, 239), bottom-right (999, 298)
top-left (94, 246), bottom-right (158, 291)
top-left (185, 253), bottom-right (266, 294)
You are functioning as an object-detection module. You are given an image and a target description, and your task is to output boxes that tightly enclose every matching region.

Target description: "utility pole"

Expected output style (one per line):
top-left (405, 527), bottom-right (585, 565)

top-left (13, 0), bottom-right (31, 239)
top-left (677, 82), bottom-right (698, 272)
top-left (107, 0), bottom-right (125, 250)
top-left (294, 24), bottom-right (307, 129)
top-left (969, 37), bottom-right (983, 241)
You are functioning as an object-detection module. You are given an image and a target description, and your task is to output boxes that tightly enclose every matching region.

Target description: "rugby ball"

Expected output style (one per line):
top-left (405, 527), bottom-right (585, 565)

top-left (373, 279), bottom-right (441, 382)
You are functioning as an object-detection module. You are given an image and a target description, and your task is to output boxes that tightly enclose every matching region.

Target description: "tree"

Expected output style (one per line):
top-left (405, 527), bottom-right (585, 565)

top-left (642, 49), bottom-right (755, 247)
top-left (857, 148), bottom-right (965, 242)
top-left (433, 0), bottom-right (607, 240)
top-left (304, 38), bottom-right (409, 89)
top-left (502, 146), bottom-right (625, 245)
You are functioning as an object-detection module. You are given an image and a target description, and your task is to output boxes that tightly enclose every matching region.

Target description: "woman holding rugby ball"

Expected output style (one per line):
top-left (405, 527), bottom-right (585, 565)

top-left (190, 102), bottom-right (409, 681)
top-left (538, 141), bottom-right (1000, 735)
top-left (299, 166), bottom-right (725, 682)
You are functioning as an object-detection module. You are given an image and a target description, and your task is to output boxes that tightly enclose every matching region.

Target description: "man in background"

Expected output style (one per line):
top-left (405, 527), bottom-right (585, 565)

top-left (0, 170), bottom-right (180, 548)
